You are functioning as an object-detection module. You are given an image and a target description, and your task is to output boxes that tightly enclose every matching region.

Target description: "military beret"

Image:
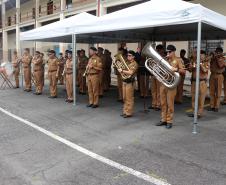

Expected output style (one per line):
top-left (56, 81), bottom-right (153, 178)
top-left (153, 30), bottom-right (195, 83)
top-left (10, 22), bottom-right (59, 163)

top-left (200, 50), bottom-right (206, 55)
top-left (90, 47), bottom-right (97, 51)
top-left (48, 49), bottom-right (56, 54)
top-left (98, 47), bottom-right (104, 51)
top-left (216, 47), bottom-right (223, 53)
top-left (128, 50), bottom-right (136, 56)
top-left (156, 44), bottom-right (164, 50)
top-left (166, 45), bottom-right (176, 52)
top-left (67, 50), bottom-right (72, 54)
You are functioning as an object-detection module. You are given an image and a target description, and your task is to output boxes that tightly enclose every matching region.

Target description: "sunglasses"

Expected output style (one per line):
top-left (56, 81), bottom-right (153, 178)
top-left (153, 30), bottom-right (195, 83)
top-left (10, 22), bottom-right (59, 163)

top-left (127, 54), bottom-right (133, 57)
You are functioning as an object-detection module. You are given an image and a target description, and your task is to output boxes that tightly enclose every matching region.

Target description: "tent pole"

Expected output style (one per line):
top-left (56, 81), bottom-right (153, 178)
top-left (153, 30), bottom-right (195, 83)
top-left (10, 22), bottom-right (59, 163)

top-left (72, 34), bottom-right (77, 106)
top-left (193, 21), bottom-right (202, 134)
top-left (20, 40), bottom-right (24, 90)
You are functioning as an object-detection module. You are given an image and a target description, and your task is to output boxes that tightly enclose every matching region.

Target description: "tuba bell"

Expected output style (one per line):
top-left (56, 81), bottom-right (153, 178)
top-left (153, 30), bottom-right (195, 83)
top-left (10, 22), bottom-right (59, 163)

top-left (142, 42), bottom-right (180, 89)
top-left (113, 53), bottom-right (132, 80)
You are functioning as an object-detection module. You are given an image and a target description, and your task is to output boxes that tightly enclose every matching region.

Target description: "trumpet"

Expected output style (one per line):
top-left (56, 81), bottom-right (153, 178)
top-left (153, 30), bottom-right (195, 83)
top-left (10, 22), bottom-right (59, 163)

top-left (113, 53), bottom-right (131, 80)
top-left (83, 65), bottom-right (89, 77)
top-left (83, 59), bottom-right (96, 77)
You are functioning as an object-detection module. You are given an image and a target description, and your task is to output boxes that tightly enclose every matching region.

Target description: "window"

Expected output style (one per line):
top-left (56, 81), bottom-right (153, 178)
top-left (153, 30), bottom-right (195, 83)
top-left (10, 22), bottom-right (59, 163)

top-left (47, 0), bottom-right (54, 15)
top-left (66, 0), bottom-right (73, 9)
top-left (14, 14), bottom-right (16, 24)
top-left (32, 8), bottom-right (36, 19)
top-left (188, 40), bottom-right (224, 56)
top-left (8, 17), bottom-right (11, 26)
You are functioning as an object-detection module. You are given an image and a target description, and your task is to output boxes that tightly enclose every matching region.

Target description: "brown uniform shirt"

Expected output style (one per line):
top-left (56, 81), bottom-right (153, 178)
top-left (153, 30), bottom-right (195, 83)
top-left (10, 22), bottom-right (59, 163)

top-left (32, 57), bottom-right (43, 71)
top-left (22, 55), bottom-right (32, 68)
top-left (87, 55), bottom-right (102, 74)
top-left (48, 57), bottom-right (59, 72)
top-left (58, 58), bottom-right (65, 68)
top-left (210, 56), bottom-right (225, 74)
top-left (12, 56), bottom-right (20, 69)
top-left (78, 56), bottom-right (88, 70)
top-left (168, 57), bottom-right (184, 75)
top-left (105, 55), bottom-right (112, 70)
top-left (128, 60), bottom-right (138, 77)
top-left (190, 58), bottom-right (209, 80)
top-left (99, 54), bottom-right (106, 70)
top-left (65, 58), bottom-right (73, 74)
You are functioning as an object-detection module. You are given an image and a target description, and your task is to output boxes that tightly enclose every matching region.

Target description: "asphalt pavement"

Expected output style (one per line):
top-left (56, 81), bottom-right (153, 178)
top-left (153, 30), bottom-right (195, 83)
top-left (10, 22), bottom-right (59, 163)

top-left (0, 81), bottom-right (226, 185)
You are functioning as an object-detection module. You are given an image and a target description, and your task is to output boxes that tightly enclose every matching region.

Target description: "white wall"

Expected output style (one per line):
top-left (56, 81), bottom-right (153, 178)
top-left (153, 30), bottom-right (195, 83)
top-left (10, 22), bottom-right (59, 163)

top-left (192, 0), bottom-right (226, 15)
top-left (166, 41), bottom-right (189, 57)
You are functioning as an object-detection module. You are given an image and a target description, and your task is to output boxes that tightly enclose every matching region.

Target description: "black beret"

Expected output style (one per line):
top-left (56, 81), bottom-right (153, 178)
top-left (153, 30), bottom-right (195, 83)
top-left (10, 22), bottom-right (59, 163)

top-left (35, 51), bottom-right (40, 54)
top-left (128, 50), bottom-right (136, 56)
top-left (216, 47), bottom-right (223, 53)
top-left (67, 50), bottom-right (72, 54)
top-left (156, 44), bottom-right (164, 50)
top-left (48, 49), bottom-right (55, 54)
top-left (90, 47), bottom-right (97, 51)
top-left (98, 47), bottom-right (104, 51)
top-left (200, 50), bottom-right (206, 55)
top-left (166, 45), bottom-right (176, 52)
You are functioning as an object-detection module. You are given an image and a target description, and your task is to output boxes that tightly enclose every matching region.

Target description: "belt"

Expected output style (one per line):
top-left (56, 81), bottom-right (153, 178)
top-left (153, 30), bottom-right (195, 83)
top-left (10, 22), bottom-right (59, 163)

top-left (23, 66), bottom-right (29, 68)
top-left (211, 72), bottom-right (223, 75)
top-left (34, 69), bottom-right (41, 72)
top-left (66, 72), bottom-right (73, 75)
top-left (48, 70), bottom-right (57, 72)
top-left (191, 79), bottom-right (207, 82)
top-left (88, 73), bottom-right (98, 75)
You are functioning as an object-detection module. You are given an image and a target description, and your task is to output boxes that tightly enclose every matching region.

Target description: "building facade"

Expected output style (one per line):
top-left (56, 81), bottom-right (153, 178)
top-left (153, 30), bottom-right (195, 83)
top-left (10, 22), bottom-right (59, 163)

top-left (0, 0), bottom-right (226, 62)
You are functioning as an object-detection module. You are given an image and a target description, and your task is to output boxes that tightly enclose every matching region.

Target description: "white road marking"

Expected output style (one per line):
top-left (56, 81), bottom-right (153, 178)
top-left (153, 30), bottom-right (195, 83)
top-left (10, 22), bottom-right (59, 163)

top-left (0, 107), bottom-right (171, 185)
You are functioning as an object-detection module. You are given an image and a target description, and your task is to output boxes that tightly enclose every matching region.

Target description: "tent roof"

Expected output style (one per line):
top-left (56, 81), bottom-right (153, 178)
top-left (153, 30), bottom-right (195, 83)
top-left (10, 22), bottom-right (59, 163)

top-left (20, 0), bottom-right (226, 43)
top-left (20, 12), bottom-right (98, 41)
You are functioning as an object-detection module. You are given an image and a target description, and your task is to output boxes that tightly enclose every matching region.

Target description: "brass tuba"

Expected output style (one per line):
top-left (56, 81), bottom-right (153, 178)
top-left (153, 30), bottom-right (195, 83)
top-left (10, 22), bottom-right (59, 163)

top-left (142, 42), bottom-right (180, 89)
top-left (113, 53), bottom-right (132, 80)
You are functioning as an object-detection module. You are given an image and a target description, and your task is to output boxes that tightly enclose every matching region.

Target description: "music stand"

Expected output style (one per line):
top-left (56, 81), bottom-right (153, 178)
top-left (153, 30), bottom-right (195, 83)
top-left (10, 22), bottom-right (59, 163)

top-left (0, 62), bottom-right (14, 89)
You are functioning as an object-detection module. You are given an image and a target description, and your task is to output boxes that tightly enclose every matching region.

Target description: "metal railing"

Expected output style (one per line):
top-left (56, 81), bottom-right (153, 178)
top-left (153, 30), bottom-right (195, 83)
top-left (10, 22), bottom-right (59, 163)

top-left (66, 0), bottom-right (96, 10)
top-left (39, 1), bottom-right (61, 17)
top-left (20, 11), bottom-right (35, 23)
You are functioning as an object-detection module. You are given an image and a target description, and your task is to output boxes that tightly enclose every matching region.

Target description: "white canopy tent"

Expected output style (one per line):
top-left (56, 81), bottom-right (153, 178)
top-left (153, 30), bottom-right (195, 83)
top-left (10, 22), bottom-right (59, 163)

top-left (20, 12), bottom-right (98, 43)
top-left (21, 0), bottom-right (226, 42)
top-left (20, 0), bottom-right (226, 133)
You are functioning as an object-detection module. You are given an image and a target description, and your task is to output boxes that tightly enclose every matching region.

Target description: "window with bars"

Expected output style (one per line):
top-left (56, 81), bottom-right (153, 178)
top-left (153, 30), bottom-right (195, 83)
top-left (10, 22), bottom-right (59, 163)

top-left (188, 40), bottom-right (224, 56)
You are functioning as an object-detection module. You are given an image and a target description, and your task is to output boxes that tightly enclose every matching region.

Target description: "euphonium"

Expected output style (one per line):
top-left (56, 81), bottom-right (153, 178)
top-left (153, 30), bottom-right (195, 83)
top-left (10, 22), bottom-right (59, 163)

top-left (142, 42), bottom-right (180, 89)
top-left (113, 53), bottom-right (131, 80)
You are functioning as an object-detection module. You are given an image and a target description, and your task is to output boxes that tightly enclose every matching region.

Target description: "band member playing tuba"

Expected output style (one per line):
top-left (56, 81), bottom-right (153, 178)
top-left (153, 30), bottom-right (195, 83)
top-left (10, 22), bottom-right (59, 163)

top-left (118, 50), bottom-right (138, 118)
top-left (86, 47), bottom-right (102, 108)
top-left (156, 45), bottom-right (185, 129)
top-left (149, 44), bottom-right (164, 110)
top-left (12, 50), bottom-right (20, 88)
